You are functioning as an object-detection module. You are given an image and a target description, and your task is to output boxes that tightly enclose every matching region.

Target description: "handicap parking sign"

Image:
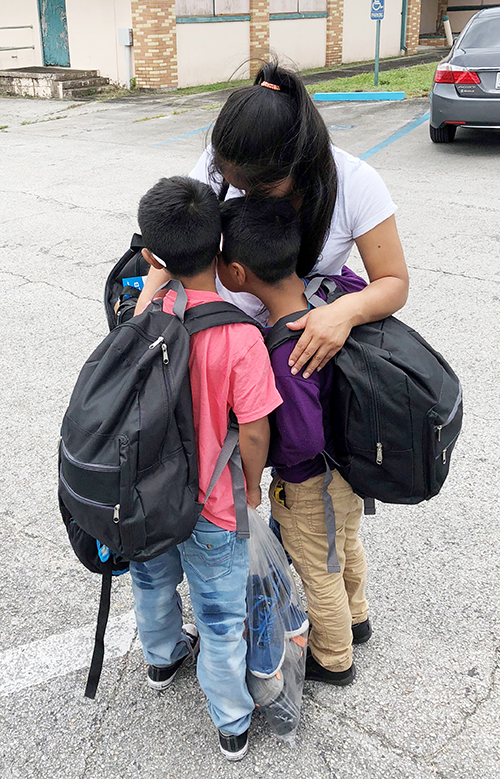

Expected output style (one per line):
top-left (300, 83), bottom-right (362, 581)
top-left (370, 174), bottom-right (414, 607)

top-left (371, 0), bottom-right (384, 20)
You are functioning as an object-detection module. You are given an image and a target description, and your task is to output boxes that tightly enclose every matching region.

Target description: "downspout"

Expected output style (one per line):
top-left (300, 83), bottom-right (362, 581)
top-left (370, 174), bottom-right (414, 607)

top-left (401, 0), bottom-right (409, 53)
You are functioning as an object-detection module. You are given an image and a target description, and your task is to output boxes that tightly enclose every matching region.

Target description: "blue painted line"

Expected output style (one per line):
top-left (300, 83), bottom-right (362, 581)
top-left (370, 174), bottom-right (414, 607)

top-left (314, 91), bottom-right (405, 102)
top-left (359, 111), bottom-right (430, 160)
top-left (155, 125), bottom-right (212, 146)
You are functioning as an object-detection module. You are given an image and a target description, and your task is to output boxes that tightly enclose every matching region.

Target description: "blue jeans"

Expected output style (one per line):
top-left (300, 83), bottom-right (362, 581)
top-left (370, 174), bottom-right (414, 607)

top-left (129, 517), bottom-right (253, 735)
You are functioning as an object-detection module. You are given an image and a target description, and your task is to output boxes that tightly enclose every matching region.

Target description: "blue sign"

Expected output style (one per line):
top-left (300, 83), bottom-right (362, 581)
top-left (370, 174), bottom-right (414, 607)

top-left (370, 0), bottom-right (385, 20)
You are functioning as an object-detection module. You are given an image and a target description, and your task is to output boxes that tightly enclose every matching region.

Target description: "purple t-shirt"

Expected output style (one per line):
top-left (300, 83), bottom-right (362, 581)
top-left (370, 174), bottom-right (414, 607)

top-left (268, 268), bottom-right (366, 483)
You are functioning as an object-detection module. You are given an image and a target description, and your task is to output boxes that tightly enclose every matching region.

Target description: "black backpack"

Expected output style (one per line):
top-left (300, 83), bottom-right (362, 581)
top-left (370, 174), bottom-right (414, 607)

top-left (265, 276), bottom-right (462, 506)
top-left (59, 279), bottom-right (259, 697)
top-left (104, 233), bottom-right (148, 330)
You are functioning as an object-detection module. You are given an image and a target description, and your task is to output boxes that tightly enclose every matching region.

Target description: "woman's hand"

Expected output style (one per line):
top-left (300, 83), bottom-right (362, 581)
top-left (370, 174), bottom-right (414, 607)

top-left (286, 296), bottom-right (357, 378)
top-left (287, 215), bottom-right (409, 378)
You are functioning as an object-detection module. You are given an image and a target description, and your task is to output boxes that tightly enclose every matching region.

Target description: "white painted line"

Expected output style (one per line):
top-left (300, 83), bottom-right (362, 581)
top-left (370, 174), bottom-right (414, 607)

top-left (0, 610), bottom-right (137, 697)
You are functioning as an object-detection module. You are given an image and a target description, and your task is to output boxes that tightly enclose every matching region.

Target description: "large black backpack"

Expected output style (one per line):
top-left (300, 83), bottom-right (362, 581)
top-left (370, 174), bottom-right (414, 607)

top-left (265, 276), bottom-right (462, 506)
top-left (59, 279), bottom-right (259, 697)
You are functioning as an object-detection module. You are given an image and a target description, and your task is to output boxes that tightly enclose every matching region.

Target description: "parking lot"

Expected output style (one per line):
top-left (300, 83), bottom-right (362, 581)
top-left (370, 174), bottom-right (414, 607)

top-left (1, 88), bottom-right (499, 779)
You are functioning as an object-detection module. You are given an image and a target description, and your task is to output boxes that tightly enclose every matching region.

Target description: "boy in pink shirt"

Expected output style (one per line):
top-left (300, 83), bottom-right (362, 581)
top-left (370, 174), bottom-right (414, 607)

top-left (129, 176), bottom-right (282, 761)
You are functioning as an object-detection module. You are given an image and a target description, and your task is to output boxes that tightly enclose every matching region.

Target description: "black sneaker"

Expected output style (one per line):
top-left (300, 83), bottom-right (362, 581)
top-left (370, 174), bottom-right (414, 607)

top-left (352, 618), bottom-right (372, 645)
top-left (147, 623), bottom-right (199, 691)
top-left (218, 729), bottom-right (249, 761)
top-left (305, 650), bottom-right (356, 686)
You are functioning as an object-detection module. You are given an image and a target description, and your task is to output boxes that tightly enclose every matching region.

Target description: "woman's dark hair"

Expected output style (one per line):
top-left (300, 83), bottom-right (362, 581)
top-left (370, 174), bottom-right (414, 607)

top-left (138, 176), bottom-right (221, 277)
top-left (220, 196), bottom-right (300, 285)
top-left (211, 61), bottom-right (337, 277)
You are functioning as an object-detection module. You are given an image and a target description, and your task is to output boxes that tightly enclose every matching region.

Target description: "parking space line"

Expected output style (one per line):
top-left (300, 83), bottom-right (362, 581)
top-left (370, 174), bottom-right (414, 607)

top-left (155, 125), bottom-right (212, 146)
top-left (0, 611), bottom-right (137, 697)
top-left (360, 111), bottom-right (430, 160)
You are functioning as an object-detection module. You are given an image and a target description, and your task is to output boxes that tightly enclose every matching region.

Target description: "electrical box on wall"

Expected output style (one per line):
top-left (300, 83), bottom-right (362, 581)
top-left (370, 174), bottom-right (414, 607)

top-left (118, 28), bottom-right (133, 46)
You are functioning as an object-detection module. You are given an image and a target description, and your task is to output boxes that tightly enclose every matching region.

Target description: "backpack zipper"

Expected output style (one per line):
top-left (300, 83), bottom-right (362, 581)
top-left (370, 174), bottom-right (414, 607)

top-left (149, 335), bottom-right (169, 364)
top-left (61, 440), bottom-right (121, 472)
top-left (359, 344), bottom-right (383, 464)
top-left (60, 471), bottom-right (119, 515)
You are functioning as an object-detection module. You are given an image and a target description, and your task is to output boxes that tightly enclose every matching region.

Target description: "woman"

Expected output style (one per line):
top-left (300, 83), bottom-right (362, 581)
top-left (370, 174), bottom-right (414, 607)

top-left (136, 61), bottom-right (409, 377)
top-left (135, 61), bottom-right (410, 686)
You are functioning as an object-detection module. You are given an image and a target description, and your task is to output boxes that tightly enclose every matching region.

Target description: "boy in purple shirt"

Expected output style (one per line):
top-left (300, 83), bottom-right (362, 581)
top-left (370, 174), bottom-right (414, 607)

top-left (218, 197), bottom-right (371, 686)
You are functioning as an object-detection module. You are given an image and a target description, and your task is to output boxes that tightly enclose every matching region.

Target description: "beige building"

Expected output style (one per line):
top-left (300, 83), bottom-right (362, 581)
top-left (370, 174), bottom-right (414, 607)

top-left (0, 1), bottom-right (489, 91)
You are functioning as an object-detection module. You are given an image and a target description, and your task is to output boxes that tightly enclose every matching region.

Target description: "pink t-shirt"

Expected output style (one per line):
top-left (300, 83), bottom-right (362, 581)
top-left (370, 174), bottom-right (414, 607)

top-left (162, 289), bottom-right (282, 531)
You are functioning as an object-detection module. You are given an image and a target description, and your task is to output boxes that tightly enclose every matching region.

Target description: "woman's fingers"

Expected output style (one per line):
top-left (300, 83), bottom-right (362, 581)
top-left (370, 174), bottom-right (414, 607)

top-left (286, 305), bottom-right (350, 377)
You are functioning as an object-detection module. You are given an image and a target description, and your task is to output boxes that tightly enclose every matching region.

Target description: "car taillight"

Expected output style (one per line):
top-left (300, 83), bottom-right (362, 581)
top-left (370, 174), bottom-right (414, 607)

top-left (434, 64), bottom-right (481, 84)
top-left (454, 69), bottom-right (480, 84)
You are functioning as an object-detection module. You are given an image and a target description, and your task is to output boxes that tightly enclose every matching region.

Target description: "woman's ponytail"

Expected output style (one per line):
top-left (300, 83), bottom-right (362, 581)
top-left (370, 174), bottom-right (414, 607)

top-left (211, 61), bottom-right (337, 276)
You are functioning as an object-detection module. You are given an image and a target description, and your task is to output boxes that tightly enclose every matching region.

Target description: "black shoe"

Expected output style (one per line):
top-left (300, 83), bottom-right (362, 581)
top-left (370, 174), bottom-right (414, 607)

top-left (147, 623), bottom-right (199, 691)
top-left (218, 729), bottom-right (249, 761)
top-left (305, 651), bottom-right (356, 686)
top-left (352, 618), bottom-right (372, 645)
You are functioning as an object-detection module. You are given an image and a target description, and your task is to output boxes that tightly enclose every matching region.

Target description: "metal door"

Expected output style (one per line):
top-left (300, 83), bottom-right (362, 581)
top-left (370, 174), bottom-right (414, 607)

top-left (38, 0), bottom-right (70, 67)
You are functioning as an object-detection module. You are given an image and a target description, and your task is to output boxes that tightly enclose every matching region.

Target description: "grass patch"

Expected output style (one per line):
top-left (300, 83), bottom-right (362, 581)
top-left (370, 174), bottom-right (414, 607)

top-left (0, 125), bottom-right (7, 130)
top-left (308, 62), bottom-right (437, 98)
top-left (173, 109), bottom-right (190, 115)
top-left (133, 113), bottom-right (167, 123)
top-left (175, 77), bottom-right (252, 96)
top-left (201, 102), bottom-right (223, 111)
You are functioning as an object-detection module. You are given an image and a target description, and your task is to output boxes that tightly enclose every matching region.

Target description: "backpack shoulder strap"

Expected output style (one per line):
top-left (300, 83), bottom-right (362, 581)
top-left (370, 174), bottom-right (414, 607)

top-left (303, 275), bottom-right (343, 308)
top-left (183, 301), bottom-right (264, 336)
top-left (264, 310), bottom-right (308, 354)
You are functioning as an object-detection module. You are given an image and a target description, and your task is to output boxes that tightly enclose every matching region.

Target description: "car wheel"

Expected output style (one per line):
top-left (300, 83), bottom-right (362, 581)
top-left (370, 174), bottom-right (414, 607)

top-left (429, 124), bottom-right (457, 143)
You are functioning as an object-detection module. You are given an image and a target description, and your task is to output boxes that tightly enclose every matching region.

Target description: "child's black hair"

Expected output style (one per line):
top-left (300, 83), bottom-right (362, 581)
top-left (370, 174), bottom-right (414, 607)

top-left (220, 197), bottom-right (300, 285)
top-left (138, 176), bottom-right (221, 277)
top-left (211, 61), bottom-right (336, 278)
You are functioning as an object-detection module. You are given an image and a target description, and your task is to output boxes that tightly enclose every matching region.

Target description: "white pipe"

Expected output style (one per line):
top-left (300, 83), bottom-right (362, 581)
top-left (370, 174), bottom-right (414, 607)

top-left (443, 15), bottom-right (453, 48)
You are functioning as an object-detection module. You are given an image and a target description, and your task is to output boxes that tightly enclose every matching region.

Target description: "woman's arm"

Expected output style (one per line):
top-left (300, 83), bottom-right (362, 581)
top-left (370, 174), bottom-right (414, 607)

top-left (134, 264), bottom-right (171, 316)
top-left (287, 215), bottom-right (409, 378)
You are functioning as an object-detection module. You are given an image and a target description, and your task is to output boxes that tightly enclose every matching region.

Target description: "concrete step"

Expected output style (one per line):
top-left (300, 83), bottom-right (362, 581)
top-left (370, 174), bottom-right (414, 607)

top-left (63, 84), bottom-right (114, 100)
top-left (0, 67), bottom-right (100, 81)
top-left (60, 77), bottom-right (109, 91)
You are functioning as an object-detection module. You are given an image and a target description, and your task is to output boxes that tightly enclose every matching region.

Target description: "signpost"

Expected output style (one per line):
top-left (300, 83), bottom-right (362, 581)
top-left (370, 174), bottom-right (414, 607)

top-left (371, 0), bottom-right (385, 86)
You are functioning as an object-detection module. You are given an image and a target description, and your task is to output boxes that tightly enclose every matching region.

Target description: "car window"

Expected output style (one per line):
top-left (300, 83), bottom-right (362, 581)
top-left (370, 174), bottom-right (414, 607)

top-left (460, 17), bottom-right (500, 48)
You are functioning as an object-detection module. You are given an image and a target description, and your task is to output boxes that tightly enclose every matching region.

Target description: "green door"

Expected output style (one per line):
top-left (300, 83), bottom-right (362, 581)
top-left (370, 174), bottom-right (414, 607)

top-left (38, 0), bottom-right (70, 67)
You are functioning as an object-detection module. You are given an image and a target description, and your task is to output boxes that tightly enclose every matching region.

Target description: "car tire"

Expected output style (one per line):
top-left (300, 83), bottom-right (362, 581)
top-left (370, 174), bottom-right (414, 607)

top-left (429, 124), bottom-right (457, 143)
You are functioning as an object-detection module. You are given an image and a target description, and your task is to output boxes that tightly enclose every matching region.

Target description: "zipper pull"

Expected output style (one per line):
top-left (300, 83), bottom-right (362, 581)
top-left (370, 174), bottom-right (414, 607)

top-left (149, 336), bottom-right (164, 350)
top-left (436, 425), bottom-right (442, 442)
top-left (161, 342), bottom-right (169, 364)
top-left (376, 442), bottom-right (383, 465)
top-left (442, 448), bottom-right (447, 465)
top-left (113, 504), bottom-right (120, 523)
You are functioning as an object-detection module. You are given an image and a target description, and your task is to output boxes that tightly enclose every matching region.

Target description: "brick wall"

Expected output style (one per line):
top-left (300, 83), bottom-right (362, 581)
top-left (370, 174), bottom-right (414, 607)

top-left (326, 0), bottom-right (344, 66)
top-left (131, 0), bottom-right (178, 89)
top-left (406, 0), bottom-right (422, 55)
top-left (249, 0), bottom-right (270, 77)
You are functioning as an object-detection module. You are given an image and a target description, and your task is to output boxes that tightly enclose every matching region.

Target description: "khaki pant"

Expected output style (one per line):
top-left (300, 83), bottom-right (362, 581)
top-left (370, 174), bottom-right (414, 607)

top-left (270, 470), bottom-right (368, 672)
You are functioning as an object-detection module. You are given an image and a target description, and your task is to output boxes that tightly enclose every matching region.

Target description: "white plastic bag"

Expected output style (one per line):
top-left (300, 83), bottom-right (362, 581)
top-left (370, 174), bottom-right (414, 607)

top-left (246, 508), bottom-right (309, 744)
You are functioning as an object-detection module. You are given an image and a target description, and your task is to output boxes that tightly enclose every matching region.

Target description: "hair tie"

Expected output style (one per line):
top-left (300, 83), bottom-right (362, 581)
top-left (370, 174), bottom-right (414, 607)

top-left (261, 81), bottom-right (280, 91)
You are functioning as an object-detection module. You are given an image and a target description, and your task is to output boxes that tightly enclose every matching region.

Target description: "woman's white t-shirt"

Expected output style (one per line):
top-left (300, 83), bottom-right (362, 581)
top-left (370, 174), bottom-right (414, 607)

top-left (189, 145), bottom-right (397, 323)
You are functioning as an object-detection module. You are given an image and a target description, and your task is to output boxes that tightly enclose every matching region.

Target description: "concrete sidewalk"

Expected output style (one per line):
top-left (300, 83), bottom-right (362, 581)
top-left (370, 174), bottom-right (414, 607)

top-left (0, 91), bottom-right (499, 779)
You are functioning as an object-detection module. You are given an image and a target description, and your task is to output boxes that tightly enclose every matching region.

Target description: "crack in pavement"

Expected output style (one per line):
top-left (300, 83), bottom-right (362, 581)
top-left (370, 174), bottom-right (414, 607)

top-left (0, 188), bottom-right (133, 221)
top-left (407, 265), bottom-right (499, 285)
top-left (0, 270), bottom-right (101, 303)
top-left (79, 636), bottom-right (139, 779)
top-left (304, 645), bottom-right (499, 770)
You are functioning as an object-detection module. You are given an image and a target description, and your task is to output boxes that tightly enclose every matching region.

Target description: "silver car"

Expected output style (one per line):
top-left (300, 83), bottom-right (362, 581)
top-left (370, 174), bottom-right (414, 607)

top-left (429, 7), bottom-right (500, 143)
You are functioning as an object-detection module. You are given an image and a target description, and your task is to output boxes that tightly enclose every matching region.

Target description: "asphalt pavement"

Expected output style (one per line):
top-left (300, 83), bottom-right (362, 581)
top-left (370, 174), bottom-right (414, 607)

top-left (0, 85), bottom-right (499, 779)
